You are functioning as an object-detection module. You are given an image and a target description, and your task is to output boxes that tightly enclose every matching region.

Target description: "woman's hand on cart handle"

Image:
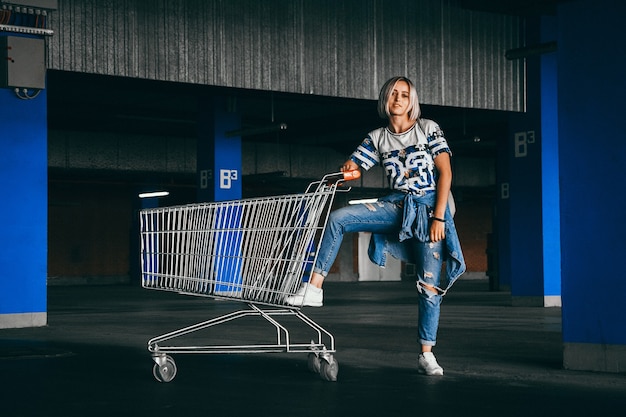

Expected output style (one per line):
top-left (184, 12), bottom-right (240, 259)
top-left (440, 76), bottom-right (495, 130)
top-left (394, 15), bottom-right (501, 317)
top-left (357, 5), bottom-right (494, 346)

top-left (341, 160), bottom-right (361, 181)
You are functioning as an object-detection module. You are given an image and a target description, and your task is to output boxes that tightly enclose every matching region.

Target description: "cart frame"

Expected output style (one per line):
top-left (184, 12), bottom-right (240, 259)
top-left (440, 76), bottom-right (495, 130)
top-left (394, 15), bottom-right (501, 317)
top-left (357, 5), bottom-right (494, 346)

top-left (140, 172), bottom-right (358, 382)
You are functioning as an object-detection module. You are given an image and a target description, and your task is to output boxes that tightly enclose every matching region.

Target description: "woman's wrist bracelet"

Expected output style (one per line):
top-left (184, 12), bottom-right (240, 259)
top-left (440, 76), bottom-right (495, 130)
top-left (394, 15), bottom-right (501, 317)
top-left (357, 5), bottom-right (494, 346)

top-left (432, 216), bottom-right (445, 223)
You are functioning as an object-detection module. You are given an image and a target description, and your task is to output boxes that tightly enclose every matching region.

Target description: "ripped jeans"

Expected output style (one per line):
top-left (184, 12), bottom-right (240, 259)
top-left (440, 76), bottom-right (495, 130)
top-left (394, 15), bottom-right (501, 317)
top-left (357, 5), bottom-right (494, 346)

top-left (313, 197), bottom-right (444, 346)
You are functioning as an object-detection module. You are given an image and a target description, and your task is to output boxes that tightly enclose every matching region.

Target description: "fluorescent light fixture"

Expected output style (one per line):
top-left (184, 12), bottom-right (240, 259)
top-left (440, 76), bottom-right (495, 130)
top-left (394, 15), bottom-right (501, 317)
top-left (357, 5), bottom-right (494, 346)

top-left (348, 198), bottom-right (378, 205)
top-left (139, 191), bottom-right (170, 199)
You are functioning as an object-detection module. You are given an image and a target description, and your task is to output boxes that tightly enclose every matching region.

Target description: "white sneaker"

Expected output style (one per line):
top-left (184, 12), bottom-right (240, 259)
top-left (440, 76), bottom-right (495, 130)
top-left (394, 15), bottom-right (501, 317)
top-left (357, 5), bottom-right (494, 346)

top-left (285, 283), bottom-right (323, 307)
top-left (418, 352), bottom-right (444, 376)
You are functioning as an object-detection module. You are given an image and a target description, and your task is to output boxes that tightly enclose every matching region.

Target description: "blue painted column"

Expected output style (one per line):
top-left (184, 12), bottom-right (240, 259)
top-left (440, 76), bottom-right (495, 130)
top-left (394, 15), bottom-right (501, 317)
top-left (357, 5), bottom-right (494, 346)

top-left (498, 16), bottom-right (561, 307)
top-left (196, 97), bottom-right (243, 294)
top-left (559, 0), bottom-right (626, 373)
top-left (539, 17), bottom-right (561, 307)
top-left (197, 96), bottom-right (242, 202)
top-left (506, 16), bottom-right (544, 306)
top-left (0, 87), bottom-right (47, 328)
top-left (507, 112), bottom-right (543, 306)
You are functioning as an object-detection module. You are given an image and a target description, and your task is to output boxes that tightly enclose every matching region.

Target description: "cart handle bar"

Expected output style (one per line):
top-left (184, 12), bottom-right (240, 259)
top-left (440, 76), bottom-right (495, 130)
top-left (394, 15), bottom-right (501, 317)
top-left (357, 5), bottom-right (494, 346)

top-left (342, 170), bottom-right (361, 181)
top-left (325, 170), bottom-right (361, 183)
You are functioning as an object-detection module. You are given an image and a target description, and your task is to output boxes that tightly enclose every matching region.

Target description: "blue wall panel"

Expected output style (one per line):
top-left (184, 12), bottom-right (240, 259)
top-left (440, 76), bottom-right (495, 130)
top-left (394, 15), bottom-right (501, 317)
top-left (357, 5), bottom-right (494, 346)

top-left (540, 17), bottom-right (560, 298)
top-left (559, 0), bottom-right (626, 344)
top-left (0, 88), bottom-right (48, 317)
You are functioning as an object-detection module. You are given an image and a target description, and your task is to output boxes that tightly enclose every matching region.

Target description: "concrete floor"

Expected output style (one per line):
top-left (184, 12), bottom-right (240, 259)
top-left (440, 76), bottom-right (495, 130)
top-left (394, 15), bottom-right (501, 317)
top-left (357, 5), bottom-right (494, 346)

top-left (1, 279), bottom-right (625, 417)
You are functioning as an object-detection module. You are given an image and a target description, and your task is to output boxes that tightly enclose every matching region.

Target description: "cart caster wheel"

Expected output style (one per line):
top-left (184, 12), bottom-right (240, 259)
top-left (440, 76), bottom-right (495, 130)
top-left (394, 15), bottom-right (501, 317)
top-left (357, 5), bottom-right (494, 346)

top-left (307, 352), bottom-right (321, 374)
top-left (152, 355), bottom-right (177, 383)
top-left (319, 356), bottom-right (338, 382)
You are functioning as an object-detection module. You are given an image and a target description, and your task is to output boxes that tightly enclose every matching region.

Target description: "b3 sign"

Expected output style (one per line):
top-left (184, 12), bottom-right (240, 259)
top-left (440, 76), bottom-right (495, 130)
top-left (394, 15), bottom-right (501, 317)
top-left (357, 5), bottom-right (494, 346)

top-left (514, 130), bottom-right (536, 158)
top-left (220, 169), bottom-right (238, 189)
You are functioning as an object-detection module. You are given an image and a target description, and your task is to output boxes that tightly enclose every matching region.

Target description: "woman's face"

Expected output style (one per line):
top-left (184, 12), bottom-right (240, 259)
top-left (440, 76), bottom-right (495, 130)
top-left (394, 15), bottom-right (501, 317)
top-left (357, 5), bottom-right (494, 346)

top-left (387, 80), bottom-right (411, 117)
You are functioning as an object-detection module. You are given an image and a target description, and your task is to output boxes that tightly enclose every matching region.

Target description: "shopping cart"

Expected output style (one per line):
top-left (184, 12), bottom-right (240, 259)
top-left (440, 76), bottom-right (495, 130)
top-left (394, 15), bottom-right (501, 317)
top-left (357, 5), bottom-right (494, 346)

top-left (140, 171), bottom-right (360, 382)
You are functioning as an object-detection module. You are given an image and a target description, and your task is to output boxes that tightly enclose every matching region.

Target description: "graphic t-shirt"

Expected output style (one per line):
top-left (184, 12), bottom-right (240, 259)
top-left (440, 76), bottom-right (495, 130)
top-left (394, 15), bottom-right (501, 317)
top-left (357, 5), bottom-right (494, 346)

top-left (349, 119), bottom-right (451, 194)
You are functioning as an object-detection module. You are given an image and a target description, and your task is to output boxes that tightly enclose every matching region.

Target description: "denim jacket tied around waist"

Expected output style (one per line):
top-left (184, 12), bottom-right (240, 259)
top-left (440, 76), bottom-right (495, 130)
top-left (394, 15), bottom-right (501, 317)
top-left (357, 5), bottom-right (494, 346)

top-left (367, 191), bottom-right (466, 295)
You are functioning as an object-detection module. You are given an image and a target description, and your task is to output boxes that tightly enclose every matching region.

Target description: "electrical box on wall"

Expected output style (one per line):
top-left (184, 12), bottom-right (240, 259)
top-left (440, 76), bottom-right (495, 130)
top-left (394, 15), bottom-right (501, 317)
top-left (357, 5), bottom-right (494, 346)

top-left (0, 35), bottom-right (45, 89)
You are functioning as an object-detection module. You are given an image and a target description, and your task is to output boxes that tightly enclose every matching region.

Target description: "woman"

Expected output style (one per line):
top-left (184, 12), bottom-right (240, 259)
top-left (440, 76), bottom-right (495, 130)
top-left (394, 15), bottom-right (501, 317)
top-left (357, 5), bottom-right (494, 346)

top-left (286, 76), bottom-right (465, 376)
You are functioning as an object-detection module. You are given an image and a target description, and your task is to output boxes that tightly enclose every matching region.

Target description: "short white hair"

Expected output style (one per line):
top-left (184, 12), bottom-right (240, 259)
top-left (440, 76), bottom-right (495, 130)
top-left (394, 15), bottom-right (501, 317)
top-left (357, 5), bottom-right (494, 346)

top-left (377, 76), bottom-right (421, 121)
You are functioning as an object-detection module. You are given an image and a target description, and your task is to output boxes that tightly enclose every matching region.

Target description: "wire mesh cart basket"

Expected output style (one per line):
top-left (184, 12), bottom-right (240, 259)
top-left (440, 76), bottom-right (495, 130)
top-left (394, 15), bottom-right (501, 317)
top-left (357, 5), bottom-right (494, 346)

top-left (140, 172), bottom-right (360, 382)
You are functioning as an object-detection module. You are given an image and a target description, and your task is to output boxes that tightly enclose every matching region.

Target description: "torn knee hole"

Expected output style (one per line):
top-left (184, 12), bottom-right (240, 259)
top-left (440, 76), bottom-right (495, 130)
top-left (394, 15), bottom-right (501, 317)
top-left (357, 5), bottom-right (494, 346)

top-left (419, 281), bottom-right (439, 295)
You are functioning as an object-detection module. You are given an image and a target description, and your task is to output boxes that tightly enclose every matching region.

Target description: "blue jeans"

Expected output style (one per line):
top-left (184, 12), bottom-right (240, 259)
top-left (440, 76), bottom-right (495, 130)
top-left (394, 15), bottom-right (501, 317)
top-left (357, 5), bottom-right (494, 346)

top-left (314, 198), bottom-right (444, 346)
